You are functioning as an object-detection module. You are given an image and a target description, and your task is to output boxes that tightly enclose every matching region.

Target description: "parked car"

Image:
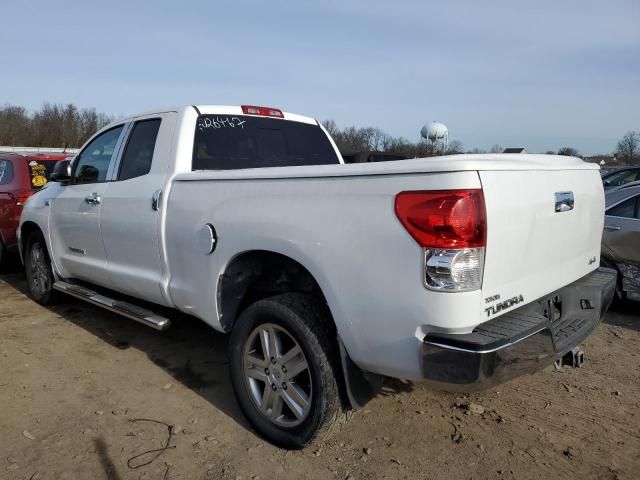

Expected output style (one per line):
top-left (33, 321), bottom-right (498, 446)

top-left (601, 167), bottom-right (640, 190)
top-left (601, 182), bottom-right (640, 302)
top-left (0, 152), bottom-right (73, 267)
top-left (18, 105), bottom-right (615, 448)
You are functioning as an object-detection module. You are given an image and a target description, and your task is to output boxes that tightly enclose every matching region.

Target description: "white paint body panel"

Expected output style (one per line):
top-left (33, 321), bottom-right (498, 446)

top-left (19, 106), bottom-right (604, 381)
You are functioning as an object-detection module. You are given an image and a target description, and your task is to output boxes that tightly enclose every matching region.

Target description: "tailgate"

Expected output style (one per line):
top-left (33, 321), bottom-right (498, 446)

top-left (480, 169), bottom-right (604, 321)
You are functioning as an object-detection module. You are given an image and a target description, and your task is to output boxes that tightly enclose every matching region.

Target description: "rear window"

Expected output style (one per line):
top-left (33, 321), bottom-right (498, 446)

top-left (27, 160), bottom-right (58, 190)
top-left (0, 159), bottom-right (14, 185)
top-left (193, 115), bottom-right (340, 170)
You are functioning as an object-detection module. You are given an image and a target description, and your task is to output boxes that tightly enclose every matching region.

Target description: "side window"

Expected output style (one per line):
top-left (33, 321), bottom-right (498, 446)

top-left (0, 159), bottom-right (14, 185)
top-left (118, 119), bottom-right (161, 181)
top-left (72, 126), bottom-right (124, 184)
top-left (607, 196), bottom-right (639, 219)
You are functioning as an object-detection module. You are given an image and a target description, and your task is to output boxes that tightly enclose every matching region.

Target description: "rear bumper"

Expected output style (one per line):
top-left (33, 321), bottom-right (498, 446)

top-left (421, 267), bottom-right (616, 391)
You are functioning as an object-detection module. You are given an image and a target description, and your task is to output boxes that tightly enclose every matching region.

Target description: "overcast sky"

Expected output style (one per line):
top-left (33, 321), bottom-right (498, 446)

top-left (2, 0), bottom-right (638, 154)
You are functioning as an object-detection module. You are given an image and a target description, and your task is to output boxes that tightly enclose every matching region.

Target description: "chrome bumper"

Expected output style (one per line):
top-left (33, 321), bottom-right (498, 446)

top-left (421, 267), bottom-right (617, 392)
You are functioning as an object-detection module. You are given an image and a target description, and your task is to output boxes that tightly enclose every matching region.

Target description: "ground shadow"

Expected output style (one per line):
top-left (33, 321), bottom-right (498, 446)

top-left (94, 437), bottom-right (123, 480)
top-left (604, 299), bottom-right (640, 333)
top-left (0, 270), bottom-right (252, 436)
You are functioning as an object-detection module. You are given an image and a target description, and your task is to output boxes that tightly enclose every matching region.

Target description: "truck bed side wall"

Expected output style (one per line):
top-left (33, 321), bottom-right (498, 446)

top-left (164, 171), bottom-right (481, 380)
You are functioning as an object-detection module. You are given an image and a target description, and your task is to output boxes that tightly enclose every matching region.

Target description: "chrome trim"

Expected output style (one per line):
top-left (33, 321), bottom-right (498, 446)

top-left (152, 189), bottom-right (162, 211)
top-left (554, 191), bottom-right (574, 212)
top-left (424, 326), bottom-right (547, 354)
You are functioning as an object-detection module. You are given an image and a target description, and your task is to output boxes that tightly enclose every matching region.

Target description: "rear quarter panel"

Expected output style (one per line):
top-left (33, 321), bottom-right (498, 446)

top-left (164, 170), bottom-right (481, 380)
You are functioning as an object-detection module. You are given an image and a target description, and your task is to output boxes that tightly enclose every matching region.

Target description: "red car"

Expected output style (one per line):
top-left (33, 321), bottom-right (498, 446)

top-left (0, 152), bottom-right (73, 266)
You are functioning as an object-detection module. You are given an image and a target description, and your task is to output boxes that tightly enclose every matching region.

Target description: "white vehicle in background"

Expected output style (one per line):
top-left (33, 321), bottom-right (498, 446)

top-left (19, 104), bottom-right (616, 448)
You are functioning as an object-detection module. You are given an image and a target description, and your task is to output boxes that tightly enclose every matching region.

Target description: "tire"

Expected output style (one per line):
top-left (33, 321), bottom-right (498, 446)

top-left (24, 232), bottom-right (58, 305)
top-left (229, 293), bottom-right (345, 448)
top-left (0, 240), bottom-right (5, 272)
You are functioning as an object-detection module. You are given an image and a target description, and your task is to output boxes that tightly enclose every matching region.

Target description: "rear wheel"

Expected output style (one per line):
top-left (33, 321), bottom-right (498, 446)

top-left (229, 293), bottom-right (344, 448)
top-left (25, 232), bottom-right (58, 305)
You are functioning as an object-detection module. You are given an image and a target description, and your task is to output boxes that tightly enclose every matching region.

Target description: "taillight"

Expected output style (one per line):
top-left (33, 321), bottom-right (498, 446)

top-left (15, 191), bottom-right (32, 206)
top-left (395, 189), bottom-right (486, 291)
top-left (395, 190), bottom-right (485, 248)
top-left (241, 105), bottom-right (284, 118)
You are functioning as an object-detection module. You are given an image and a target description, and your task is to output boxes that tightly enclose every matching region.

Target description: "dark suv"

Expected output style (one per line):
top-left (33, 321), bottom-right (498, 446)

top-left (0, 152), bottom-right (73, 267)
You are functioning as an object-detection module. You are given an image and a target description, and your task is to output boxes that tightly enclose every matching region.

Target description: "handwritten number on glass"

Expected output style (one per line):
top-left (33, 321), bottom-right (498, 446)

top-left (198, 116), bottom-right (247, 131)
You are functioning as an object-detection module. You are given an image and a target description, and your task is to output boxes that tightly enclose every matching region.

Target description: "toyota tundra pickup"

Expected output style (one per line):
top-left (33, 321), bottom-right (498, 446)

top-left (18, 105), bottom-right (616, 448)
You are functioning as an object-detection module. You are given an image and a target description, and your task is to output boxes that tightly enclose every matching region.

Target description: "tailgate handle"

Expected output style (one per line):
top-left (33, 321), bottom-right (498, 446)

top-left (604, 224), bottom-right (621, 231)
top-left (555, 191), bottom-right (574, 212)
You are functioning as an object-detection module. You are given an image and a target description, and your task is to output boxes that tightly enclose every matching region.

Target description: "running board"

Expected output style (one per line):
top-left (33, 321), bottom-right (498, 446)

top-left (52, 281), bottom-right (171, 331)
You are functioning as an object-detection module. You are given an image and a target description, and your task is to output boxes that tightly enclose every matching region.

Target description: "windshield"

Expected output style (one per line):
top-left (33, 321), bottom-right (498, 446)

top-left (603, 169), bottom-right (640, 186)
top-left (192, 115), bottom-right (340, 170)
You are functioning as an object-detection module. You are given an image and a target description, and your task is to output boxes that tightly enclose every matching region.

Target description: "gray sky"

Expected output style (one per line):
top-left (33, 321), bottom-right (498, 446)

top-left (1, 0), bottom-right (638, 154)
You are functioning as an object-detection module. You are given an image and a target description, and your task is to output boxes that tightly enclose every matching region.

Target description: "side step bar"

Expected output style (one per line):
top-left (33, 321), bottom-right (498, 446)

top-left (52, 281), bottom-right (171, 331)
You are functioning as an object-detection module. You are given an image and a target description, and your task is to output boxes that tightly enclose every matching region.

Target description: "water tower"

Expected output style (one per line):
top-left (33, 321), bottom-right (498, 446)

top-left (420, 121), bottom-right (448, 152)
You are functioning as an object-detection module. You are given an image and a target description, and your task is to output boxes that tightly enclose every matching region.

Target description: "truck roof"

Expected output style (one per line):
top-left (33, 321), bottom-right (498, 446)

top-left (114, 105), bottom-right (318, 126)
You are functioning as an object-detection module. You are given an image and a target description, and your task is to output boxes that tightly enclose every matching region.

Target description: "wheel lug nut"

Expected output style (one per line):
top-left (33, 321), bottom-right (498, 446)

top-left (282, 382), bottom-right (287, 390)
top-left (271, 383), bottom-right (277, 391)
top-left (271, 357), bottom-right (276, 364)
top-left (265, 369), bottom-right (270, 375)
top-left (282, 366), bottom-right (287, 373)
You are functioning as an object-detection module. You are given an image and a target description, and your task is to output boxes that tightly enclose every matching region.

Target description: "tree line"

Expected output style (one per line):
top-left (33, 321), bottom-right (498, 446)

top-left (323, 120), bottom-right (640, 165)
top-left (0, 103), bottom-right (637, 164)
top-left (0, 103), bottom-right (113, 149)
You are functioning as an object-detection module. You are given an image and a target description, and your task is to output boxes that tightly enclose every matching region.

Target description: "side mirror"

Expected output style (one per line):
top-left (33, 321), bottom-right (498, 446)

top-left (50, 159), bottom-right (72, 183)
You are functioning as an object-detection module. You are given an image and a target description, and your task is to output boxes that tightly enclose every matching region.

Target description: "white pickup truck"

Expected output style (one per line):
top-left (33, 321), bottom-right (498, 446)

top-left (18, 105), bottom-right (616, 448)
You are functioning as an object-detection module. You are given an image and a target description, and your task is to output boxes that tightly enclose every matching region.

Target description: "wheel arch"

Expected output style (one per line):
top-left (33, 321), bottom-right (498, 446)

top-left (217, 249), bottom-right (383, 410)
top-left (19, 221), bottom-right (45, 263)
top-left (217, 249), bottom-right (331, 333)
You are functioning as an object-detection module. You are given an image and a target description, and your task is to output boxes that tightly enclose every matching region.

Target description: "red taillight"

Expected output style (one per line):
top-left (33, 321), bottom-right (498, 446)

top-left (241, 105), bottom-right (284, 118)
top-left (395, 190), bottom-right (486, 248)
top-left (15, 191), bottom-right (33, 206)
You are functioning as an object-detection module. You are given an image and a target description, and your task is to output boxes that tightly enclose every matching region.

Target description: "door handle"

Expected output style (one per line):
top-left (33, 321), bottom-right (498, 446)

top-left (151, 189), bottom-right (162, 211)
top-left (84, 193), bottom-right (102, 205)
top-left (604, 225), bottom-right (621, 231)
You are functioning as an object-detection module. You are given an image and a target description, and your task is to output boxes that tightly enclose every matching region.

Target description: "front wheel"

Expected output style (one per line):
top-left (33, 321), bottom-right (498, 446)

top-left (24, 232), bottom-right (58, 305)
top-left (229, 293), bottom-right (345, 448)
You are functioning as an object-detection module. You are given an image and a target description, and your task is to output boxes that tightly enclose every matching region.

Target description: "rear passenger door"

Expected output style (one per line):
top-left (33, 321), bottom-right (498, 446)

top-left (100, 113), bottom-right (177, 305)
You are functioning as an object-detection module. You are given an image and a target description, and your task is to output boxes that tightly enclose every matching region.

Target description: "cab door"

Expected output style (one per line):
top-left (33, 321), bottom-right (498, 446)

top-left (49, 125), bottom-right (126, 286)
top-left (100, 113), bottom-right (176, 305)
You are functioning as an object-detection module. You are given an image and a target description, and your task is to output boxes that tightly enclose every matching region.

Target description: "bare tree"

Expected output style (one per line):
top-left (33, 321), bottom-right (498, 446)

top-left (558, 147), bottom-right (580, 157)
top-left (489, 144), bottom-right (503, 153)
top-left (0, 102), bottom-right (112, 148)
top-left (615, 131), bottom-right (640, 165)
top-left (446, 140), bottom-right (464, 154)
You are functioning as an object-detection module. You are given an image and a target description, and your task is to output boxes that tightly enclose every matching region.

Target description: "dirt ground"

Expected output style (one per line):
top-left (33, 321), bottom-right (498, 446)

top-left (1, 269), bottom-right (639, 480)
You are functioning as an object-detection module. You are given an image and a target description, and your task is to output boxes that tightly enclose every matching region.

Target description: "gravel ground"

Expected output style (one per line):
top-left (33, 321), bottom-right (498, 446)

top-left (1, 270), bottom-right (639, 480)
